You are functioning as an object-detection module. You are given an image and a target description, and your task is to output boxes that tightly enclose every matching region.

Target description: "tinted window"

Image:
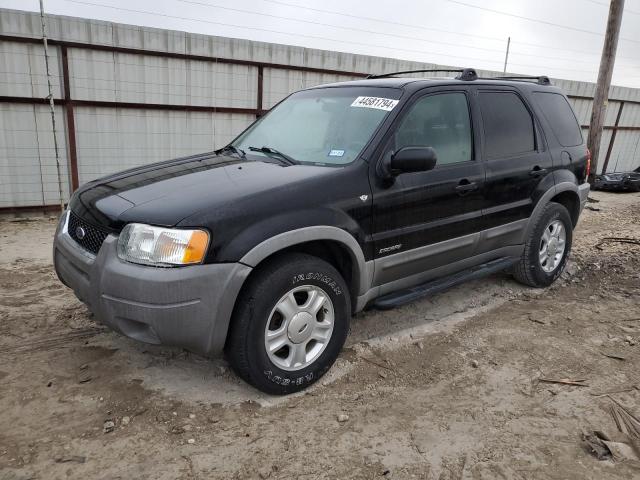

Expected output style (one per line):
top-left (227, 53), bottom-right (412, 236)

top-left (394, 92), bottom-right (472, 165)
top-left (478, 91), bottom-right (535, 159)
top-left (533, 92), bottom-right (583, 147)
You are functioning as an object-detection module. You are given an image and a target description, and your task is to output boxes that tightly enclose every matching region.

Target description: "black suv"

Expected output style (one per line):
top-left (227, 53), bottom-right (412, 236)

top-left (594, 167), bottom-right (640, 192)
top-left (54, 68), bottom-right (590, 394)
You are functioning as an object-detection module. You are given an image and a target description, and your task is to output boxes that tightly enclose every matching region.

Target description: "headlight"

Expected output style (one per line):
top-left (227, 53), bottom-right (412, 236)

top-left (117, 223), bottom-right (210, 266)
top-left (58, 210), bottom-right (70, 234)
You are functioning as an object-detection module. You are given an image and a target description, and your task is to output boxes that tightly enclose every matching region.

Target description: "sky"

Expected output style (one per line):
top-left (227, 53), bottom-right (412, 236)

top-left (2, 0), bottom-right (640, 88)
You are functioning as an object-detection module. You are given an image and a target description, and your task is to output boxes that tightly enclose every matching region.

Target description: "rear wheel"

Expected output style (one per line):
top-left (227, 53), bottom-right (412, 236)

top-left (225, 253), bottom-right (350, 395)
top-left (513, 202), bottom-right (573, 287)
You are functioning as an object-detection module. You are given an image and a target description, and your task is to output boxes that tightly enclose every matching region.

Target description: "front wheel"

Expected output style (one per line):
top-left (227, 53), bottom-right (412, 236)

top-left (225, 253), bottom-right (351, 395)
top-left (513, 202), bottom-right (573, 287)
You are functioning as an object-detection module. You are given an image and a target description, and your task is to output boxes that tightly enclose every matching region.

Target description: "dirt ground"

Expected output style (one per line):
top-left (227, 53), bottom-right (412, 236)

top-left (1, 190), bottom-right (639, 480)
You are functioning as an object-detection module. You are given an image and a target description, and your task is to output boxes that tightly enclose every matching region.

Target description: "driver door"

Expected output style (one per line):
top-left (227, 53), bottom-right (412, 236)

top-left (372, 88), bottom-right (485, 286)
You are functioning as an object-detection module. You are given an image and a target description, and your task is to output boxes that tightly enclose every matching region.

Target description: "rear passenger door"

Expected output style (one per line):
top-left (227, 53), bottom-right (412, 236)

top-left (476, 88), bottom-right (553, 251)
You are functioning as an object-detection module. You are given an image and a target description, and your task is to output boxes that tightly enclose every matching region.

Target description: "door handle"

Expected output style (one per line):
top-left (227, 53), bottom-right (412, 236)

top-left (529, 166), bottom-right (548, 177)
top-left (455, 179), bottom-right (478, 194)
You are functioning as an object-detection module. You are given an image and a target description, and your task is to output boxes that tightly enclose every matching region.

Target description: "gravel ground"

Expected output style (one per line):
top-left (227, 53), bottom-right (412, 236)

top-left (0, 190), bottom-right (639, 480)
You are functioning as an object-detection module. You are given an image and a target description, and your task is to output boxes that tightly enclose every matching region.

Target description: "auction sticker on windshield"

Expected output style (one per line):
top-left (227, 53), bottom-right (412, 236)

top-left (351, 96), bottom-right (399, 111)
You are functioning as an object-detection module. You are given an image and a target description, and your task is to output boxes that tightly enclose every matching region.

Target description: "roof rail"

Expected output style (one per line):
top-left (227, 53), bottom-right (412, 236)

top-left (456, 68), bottom-right (478, 81)
top-left (366, 68), bottom-right (478, 81)
top-left (489, 75), bottom-right (552, 86)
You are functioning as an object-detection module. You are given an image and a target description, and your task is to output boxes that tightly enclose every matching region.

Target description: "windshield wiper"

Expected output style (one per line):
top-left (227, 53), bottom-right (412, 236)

top-left (215, 144), bottom-right (246, 159)
top-left (248, 146), bottom-right (298, 166)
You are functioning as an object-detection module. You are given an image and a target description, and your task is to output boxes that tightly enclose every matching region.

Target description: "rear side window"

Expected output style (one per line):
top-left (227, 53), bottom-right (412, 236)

top-left (478, 91), bottom-right (535, 159)
top-left (533, 92), bottom-right (583, 147)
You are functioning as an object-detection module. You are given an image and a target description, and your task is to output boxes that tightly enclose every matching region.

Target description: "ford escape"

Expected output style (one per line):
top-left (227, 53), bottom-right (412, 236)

top-left (54, 68), bottom-right (590, 394)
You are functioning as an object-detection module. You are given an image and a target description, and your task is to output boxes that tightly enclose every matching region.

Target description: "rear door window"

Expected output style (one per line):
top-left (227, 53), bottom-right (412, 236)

top-left (532, 92), bottom-right (583, 147)
top-left (478, 91), bottom-right (535, 159)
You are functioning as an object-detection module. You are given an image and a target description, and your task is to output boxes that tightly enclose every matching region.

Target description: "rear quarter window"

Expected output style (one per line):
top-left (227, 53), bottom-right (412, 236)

top-left (533, 92), bottom-right (583, 147)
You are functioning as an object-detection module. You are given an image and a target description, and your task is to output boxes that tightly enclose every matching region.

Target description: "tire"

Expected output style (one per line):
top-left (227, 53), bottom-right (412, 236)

top-left (225, 253), bottom-right (351, 395)
top-left (513, 202), bottom-right (573, 288)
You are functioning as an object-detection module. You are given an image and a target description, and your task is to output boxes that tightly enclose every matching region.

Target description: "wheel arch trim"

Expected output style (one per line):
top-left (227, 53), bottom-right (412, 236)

top-left (524, 182), bottom-right (579, 240)
top-left (239, 226), bottom-right (372, 296)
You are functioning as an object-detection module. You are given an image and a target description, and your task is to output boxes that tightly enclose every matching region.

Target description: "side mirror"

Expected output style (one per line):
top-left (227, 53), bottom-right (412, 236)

top-left (389, 147), bottom-right (437, 176)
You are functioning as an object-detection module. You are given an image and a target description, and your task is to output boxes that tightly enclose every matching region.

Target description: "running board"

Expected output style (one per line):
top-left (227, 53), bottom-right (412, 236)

top-left (372, 257), bottom-right (519, 310)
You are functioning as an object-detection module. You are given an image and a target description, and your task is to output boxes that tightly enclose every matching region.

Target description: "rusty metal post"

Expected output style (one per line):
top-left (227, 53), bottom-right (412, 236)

top-left (257, 65), bottom-right (264, 118)
top-left (60, 45), bottom-right (79, 191)
top-left (601, 101), bottom-right (624, 174)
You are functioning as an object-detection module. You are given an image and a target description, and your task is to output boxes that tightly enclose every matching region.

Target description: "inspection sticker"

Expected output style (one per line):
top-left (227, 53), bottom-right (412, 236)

top-left (351, 96), bottom-right (399, 111)
top-left (328, 149), bottom-right (345, 157)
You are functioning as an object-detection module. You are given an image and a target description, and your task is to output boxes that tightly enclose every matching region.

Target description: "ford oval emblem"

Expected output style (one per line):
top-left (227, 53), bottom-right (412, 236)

top-left (76, 226), bottom-right (86, 240)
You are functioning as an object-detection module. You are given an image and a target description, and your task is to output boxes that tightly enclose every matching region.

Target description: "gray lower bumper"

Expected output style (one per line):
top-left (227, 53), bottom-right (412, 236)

top-left (53, 216), bottom-right (251, 357)
top-left (578, 182), bottom-right (590, 213)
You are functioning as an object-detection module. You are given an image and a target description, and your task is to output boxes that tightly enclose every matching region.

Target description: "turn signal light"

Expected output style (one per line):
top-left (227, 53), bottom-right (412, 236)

top-left (182, 230), bottom-right (210, 264)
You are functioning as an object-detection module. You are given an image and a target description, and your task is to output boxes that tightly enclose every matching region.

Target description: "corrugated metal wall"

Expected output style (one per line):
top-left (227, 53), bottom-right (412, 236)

top-left (1, 8), bottom-right (639, 210)
top-left (0, 103), bottom-right (70, 208)
top-left (73, 108), bottom-right (254, 184)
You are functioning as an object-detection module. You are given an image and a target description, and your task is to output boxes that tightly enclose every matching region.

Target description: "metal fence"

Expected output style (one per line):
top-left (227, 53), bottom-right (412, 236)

top-left (1, 8), bottom-right (640, 212)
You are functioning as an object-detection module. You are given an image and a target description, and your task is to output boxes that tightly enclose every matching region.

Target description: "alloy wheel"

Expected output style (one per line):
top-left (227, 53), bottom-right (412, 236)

top-left (264, 285), bottom-right (335, 371)
top-left (539, 219), bottom-right (566, 273)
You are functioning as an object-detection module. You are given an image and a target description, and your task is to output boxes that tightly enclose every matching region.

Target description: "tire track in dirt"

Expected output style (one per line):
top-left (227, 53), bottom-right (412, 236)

top-left (0, 326), bottom-right (107, 355)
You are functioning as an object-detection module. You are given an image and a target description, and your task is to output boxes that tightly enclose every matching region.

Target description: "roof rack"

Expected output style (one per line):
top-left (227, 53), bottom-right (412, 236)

top-left (366, 68), bottom-right (478, 81)
top-left (488, 75), bottom-right (552, 86)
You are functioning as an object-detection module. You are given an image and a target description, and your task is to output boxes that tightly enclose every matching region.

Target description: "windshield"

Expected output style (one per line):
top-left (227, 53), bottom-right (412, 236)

top-left (232, 87), bottom-right (402, 166)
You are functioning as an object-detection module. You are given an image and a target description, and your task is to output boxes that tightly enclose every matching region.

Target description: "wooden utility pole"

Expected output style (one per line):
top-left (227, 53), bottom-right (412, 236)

top-left (587, 0), bottom-right (625, 183)
top-left (503, 37), bottom-right (510, 73)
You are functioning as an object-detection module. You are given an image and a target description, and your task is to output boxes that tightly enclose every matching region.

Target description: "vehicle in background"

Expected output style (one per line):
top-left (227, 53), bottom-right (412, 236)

top-left (593, 167), bottom-right (640, 192)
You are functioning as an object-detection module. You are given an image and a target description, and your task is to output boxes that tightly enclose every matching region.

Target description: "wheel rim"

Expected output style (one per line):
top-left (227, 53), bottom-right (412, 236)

top-left (539, 219), bottom-right (567, 273)
top-left (264, 285), bottom-right (335, 371)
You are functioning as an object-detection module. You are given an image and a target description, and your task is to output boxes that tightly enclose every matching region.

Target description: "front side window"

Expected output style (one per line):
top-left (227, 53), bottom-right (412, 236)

top-left (478, 91), bottom-right (536, 159)
top-left (393, 92), bottom-right (473, 166)
top-left (232, 87), bottom-right (402, 165)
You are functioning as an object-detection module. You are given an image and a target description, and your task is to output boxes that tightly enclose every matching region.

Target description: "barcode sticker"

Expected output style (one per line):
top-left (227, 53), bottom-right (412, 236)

top-left (351, 96), bottom-right (399, 111)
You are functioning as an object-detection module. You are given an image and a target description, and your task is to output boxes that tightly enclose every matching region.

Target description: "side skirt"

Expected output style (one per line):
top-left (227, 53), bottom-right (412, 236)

top-left (371, 256), bottom-right (519, 310)
top-left (354, 244), bottom-right (524, 312)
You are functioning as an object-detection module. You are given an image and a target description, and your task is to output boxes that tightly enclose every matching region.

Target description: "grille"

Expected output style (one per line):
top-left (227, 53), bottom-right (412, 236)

top-left (68, 211), bottom-right (110, 255)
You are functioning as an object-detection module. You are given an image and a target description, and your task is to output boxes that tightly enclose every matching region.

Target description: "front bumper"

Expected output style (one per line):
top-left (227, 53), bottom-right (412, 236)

top-left (53, 213), bottom-right (251, 357)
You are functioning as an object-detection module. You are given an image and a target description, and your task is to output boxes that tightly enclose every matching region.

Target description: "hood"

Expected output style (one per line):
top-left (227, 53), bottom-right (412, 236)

top-left (69, 153), bottom-right (334, 230)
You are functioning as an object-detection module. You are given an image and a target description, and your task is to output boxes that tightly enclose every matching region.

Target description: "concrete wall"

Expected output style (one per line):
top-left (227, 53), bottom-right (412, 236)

top-left (1, 8), bottom-right (639, 209)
